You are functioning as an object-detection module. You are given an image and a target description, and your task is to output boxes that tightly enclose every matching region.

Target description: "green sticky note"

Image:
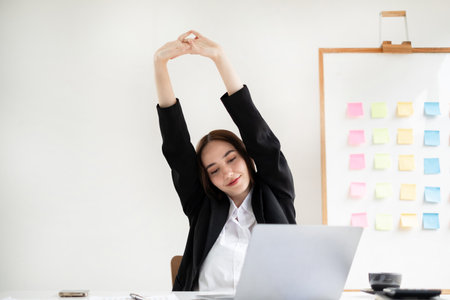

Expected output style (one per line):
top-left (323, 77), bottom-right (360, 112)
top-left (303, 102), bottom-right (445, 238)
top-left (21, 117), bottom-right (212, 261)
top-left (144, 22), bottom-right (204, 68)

top-left (373, 128), bottom-right (389, 144)
top-left (400, 184), bottom-right (416, 200)
top-left (375, 183), bottom-right (393, 199)
top-left (376, 214), bottom-right (393, 231)
top-left (397, 128), bottom-right (413, 145)
top-left (374, 154), bottom-right (391, 169)
top-left (371, 102), bottom-right (388, 118)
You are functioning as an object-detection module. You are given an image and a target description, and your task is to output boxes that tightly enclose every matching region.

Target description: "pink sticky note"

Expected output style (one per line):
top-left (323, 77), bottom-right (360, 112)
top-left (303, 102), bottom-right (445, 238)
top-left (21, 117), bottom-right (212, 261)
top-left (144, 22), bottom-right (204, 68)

top-left (351, 212), bottom-right (368, 227)
top-left (348, 130), bottom-right (365, 145)
top-left (347, 102), bottom-right (364, 117)
top-left (350, 182), bottom-right (366, 198)
top-left (349, 154), bottom-right (365, 170)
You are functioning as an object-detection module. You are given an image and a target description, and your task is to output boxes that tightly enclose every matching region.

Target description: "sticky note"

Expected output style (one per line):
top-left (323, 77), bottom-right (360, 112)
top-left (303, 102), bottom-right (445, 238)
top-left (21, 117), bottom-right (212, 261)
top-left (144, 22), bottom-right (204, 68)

top-left (424, 102), bottom-right (440, 116)
top-left (349, 154), bottom-right (365, 170)
top-left (350, 182), bottom-right (366, 198)
top-left (347, 102), bottom-right (363, 117)
top-left (376, 214), bottom-right (393, 231)
top-left (400, 213), bottom-right (418, 228)
top-left (348, 130), bottom-right (365, 145)
top-left (351, 212), bottom-right (368, 227)
top-left (424, 187), bottom-right (441, 203)
top-left (375, 183), bottom-right (393, 199)
top-left (400, 184), bottom-right (416, 200)
top-left (424, 130), bottom-right (440, 146)
top-left (398, 155), bottom-right (415, 171)
top-left (372, 128), bottom-right (389, 144)
top-left (374, 154), bottom-right (391, 170)
top-left (424, 158), bottom-right (440, 174)
top-left (397, 102), bottom-right (413, 117)
top-left (423, 213), bottom-right (440, 230)
top-left (371, 102), bottom-right (388, 118)
top-left (397, 129), bottom-right (413, 145)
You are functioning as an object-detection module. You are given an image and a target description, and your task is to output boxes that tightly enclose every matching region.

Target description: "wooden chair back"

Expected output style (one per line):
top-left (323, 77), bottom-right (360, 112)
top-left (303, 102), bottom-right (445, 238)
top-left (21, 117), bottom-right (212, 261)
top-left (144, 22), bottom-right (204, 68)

top-left (170, 255), bottom-right (183, 286)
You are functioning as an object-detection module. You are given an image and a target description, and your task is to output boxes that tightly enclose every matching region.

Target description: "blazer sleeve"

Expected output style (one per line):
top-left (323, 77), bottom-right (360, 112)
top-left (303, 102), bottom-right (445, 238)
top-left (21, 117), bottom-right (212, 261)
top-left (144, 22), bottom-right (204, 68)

top-left (157, 99), bottom-right (205, 220)
top-left (220, 85), bottom-right (295, 203)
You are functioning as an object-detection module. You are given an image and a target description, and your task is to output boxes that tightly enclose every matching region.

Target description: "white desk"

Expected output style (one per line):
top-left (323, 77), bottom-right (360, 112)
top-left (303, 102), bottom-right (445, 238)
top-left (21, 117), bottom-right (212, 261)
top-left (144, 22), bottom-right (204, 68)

top-left (1, 291), bottom-right (449, 300)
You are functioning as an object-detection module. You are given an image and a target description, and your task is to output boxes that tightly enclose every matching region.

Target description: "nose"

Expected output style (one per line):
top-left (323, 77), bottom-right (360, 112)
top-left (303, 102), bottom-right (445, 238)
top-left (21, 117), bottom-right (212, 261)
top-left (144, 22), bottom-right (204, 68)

top-left (222, 165), bottom-right (233, 178)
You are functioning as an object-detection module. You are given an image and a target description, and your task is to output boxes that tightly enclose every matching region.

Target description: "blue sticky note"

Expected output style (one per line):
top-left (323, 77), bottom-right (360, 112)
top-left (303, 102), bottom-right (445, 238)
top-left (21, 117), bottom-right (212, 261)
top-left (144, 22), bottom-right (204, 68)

top-left (424, 102), bottom-right (440, 116)
top-left (424, 187), bottom-right (441, 203)
top-left (424, 158), bottom-right (440, 174)
top-left (423, 213), bottom-right (440, 230)
top-left (424, 130), bottom-right (440, 146)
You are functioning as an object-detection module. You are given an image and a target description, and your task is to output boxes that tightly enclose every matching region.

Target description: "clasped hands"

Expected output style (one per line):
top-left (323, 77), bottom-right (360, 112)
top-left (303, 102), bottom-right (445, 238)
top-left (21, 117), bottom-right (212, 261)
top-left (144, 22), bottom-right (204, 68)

top-left (154, 30), bottom-right (223, 64)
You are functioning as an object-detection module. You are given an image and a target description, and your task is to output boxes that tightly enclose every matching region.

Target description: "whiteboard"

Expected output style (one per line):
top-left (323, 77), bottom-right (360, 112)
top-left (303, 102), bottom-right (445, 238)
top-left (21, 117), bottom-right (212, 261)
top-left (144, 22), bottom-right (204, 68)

top-left (320, 49), bottom-right (450, 289)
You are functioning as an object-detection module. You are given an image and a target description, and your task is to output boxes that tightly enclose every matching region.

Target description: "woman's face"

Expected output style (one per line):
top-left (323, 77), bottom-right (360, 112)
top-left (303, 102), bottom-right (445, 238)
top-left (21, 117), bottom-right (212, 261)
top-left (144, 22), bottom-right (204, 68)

top-left (201, 140), bottom-right (251, 203)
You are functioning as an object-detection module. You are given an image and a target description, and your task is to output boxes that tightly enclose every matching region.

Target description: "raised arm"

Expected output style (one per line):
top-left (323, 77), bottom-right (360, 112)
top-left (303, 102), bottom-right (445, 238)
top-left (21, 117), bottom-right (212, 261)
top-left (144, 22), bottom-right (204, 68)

top-left (221, 87), bottom-right (295, 207)
top-left (154, 31), bottom-right (193, 107)
top-left (185, 31), bottom-right (295, 210)
top-left (183, 30), bottom-right (243, 96)
top-left (154, 33), bottom-right (205, 219)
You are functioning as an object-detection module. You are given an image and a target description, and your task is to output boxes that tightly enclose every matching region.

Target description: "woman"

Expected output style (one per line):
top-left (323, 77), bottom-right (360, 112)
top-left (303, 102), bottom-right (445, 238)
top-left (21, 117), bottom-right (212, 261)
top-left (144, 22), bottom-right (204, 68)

top-left (154, 30), bottom-right (296, 292)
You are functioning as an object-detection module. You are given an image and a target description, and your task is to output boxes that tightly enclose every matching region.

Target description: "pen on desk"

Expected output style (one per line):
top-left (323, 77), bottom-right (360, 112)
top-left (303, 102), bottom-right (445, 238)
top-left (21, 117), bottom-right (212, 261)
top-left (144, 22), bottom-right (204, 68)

top-left (130, 293), bottom-right (146, 300)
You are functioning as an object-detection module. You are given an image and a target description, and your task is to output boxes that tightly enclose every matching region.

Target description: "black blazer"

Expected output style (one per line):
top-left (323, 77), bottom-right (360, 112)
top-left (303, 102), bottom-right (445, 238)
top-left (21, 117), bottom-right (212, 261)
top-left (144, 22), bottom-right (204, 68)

top-left (157, 85), bottom-right (296, 291)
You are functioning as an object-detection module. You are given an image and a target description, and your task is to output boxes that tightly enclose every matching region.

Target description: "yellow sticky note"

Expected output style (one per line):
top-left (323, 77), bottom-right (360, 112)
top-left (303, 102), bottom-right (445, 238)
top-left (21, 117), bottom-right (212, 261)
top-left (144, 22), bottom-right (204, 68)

top-left (397, 102), bottom-right (414, 117)
top-left (398, 155), bottom-right (415, 171)
top-left (400, 213), bottom-right (418, 228)
top-left (375, 183), bottom-right (393, 199)
top-left (374, 154), bottom-right (391, 169)
top-left (397, 129), bottom-right (413, 144)
top-left (376, 214), bottom-right (393, 231)
top-left (373, 128), bottom-right (389, 144)
top-left (400, 184), bottom-right (416, 200)
top-left (371, 102), bottom-right (388, 118)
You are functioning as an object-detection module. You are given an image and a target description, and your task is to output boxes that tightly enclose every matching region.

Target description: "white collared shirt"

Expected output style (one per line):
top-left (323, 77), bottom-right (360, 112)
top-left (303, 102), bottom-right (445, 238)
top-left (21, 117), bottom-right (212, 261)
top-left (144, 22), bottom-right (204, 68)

top-left (197, 189), bottom-right (256, 292)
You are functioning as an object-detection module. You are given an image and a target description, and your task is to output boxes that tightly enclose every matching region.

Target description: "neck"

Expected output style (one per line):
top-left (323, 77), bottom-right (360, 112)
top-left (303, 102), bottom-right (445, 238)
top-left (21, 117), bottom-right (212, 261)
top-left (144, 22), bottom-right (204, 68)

top-left (230, 187), bottom-right (251, 208)
top-left (232, 197), bottom-right (245, 208)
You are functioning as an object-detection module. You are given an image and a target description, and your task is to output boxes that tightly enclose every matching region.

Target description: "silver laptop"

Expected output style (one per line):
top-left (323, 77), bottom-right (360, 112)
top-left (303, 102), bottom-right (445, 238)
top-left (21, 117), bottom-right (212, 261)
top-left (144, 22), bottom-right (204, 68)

top-left (197, 224), bottom-right (362, 300)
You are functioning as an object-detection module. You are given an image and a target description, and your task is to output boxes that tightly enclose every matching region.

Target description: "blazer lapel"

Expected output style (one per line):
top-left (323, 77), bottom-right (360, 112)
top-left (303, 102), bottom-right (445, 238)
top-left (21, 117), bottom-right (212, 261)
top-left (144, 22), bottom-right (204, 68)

top-left (251, 181), bottom-right (265, 223)
top-left (201, 194), bottom-right (229, 265)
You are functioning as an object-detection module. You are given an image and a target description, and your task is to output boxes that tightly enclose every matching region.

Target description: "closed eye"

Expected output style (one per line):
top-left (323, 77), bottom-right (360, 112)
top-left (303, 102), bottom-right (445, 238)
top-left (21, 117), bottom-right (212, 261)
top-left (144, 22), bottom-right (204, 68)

top-left (210, 168), bottom-right (219, 175)
top-left (228, 157), bottom-right (236, 163)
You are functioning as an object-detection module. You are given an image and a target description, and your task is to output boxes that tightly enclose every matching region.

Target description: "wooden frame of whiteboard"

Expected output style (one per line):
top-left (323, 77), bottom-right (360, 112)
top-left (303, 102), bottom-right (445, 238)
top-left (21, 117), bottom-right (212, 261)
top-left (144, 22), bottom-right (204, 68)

top-left (318, 47), bottom-right (450, 294)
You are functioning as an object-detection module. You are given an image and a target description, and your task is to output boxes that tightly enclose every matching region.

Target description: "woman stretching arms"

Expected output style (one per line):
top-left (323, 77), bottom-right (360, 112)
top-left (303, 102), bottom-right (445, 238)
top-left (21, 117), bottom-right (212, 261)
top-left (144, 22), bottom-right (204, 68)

top-left (154, 30), bottom-right (296, 292)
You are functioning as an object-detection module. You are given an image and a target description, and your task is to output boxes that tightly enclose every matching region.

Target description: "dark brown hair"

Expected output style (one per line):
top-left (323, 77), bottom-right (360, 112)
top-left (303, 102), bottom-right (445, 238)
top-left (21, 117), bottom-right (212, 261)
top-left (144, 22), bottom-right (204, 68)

top-left (196, 129), bottom-right (256, 200)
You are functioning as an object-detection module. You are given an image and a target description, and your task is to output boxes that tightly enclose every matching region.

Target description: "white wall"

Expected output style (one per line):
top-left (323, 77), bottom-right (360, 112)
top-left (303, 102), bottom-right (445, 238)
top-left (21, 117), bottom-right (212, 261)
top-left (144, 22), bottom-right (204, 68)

top-left (0, 0), bottom-right (449, 292)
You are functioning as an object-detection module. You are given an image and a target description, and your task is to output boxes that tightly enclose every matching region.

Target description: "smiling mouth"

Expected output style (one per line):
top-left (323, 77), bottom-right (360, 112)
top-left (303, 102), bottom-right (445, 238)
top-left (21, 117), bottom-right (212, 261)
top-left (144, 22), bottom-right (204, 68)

top-left (227, 176), bottom-right (241, 186)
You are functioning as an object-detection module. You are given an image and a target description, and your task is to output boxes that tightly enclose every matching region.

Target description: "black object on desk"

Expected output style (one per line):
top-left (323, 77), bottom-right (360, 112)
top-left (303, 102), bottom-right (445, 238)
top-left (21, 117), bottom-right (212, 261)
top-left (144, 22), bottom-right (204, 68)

top-left (369, 273), bottom-right (402, 291)
top-left (380, 288), bottom-right (442, 299)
